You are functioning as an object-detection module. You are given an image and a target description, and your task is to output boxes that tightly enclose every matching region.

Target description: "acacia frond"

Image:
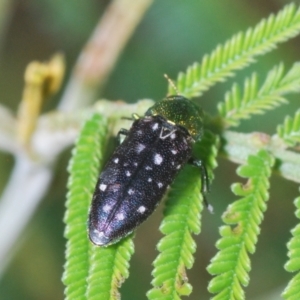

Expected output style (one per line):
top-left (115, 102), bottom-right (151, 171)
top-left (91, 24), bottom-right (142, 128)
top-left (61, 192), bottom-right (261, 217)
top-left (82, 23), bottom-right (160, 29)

top-left (218, 63), bottom-right (300, 127)
top-left (63, 114), bottom-right (108, 300)
top-left (282, 194), bottom-right (300, 300)
top-left (168, 4), bottom-right (300, 98)
top-left (277, 109), bottom-right (300, 147)
top-left (147, 166), bottom-right (203, 300)
top-left (207, 150), bottom-right (274, 300)
top-left (147, 130), bottom-right (219, 299)
top-left (86, 237), bottom-right (134, 300)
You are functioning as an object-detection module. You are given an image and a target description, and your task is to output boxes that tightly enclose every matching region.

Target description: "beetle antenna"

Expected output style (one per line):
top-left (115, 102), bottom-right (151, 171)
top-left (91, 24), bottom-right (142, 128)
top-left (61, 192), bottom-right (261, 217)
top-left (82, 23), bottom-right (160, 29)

top-left (164, 74), bottom-right (179, 95)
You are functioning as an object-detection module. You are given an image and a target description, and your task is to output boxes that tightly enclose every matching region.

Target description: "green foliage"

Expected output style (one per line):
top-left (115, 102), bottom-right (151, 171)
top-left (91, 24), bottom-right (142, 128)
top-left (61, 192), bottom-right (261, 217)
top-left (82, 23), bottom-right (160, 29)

top-left (218, 63), bottom-right (300, 127)
top-left (147, 166), bottom-right (202, 300)
top-left (207, 150), bottom-right (274, 299)
top-left (146, 130), bottom-right (219, 300)
top-left (282, 194), bottom-right (300, 300)
top-left (168, 3), bottom-right (300, 98)
top-left (63, 114), bottom-right (108, 299)
top-left (277, 109), bottom-right (300, 147)
top-left (63, 114), bottom-right (134, 300)
top-left (86, 237), bottom-right (134, 300)
top-left (63, 3), bottom-right (300, 300)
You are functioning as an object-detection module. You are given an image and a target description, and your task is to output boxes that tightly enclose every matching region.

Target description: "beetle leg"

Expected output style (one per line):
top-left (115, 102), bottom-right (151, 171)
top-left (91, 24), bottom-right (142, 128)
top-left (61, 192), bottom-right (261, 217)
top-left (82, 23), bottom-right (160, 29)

top-left (188, 158), bottom-right (213, 213)
top-left (117, 128), bottom-right (129, 145)
top-left (118, 114), bottom-right (140, 144)
top-left (189, 158), bottom-right (210, 193)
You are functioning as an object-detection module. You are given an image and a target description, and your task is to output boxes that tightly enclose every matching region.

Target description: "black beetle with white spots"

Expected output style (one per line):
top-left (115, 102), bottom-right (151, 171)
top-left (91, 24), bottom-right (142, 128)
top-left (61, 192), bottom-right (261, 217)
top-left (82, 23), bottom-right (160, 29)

top-left (88, 95), bottom-right (209, 246)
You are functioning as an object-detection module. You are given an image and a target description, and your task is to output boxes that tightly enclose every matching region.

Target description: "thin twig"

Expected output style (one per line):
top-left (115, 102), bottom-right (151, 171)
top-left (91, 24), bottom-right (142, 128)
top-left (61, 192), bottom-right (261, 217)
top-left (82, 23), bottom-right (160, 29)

top-left (222, 131), bottom-right (300, 183)
top-left (0, 156), bottom-right (53, 275)
top-left (58, 0), bottom-right (153, 112)
top-left (0, 104), bottom-right (17, 154)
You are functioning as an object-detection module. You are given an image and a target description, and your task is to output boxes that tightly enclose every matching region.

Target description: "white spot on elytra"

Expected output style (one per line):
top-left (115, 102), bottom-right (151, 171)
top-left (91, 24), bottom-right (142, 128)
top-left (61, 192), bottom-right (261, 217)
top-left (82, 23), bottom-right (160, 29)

top-left (128, 189), bottom-right (134, 195)
top-left (157, 182), bottom-right (163, 188)
top-left (103, 204), bottom-right (111, 213)
top-left (136, 143), bottom-right (146, 153)
top-left (125, 170), bottom-right (131, 177)
top-left (171, 161), bottom-right (175, 166)
top-left (134, 162), bottom-right (138, 166)
top-left (99, 184), bottom-right (107, 191)
top-left (137, 206), bottom-right (146, 213)
top-left (148, 178), bottom-right (152, 182)
top-left (154, 153), bottom-right (163, 165)
top-left (171, 149), bottom-right (177, 155)
top-left (152, 123), bottom-right (159, 131)
top-left (176, 164), bottom-right (181, 169)
top-left (116, 213), bottom-right (125, 220)
top-left (171, 133), bottom-right (176, 139)
top-left (145, 166), bottom-right (152, 170)
top-left (114, 158), bottom-right (119, 164)
top-left (93, 229), bottom-right (105, 238)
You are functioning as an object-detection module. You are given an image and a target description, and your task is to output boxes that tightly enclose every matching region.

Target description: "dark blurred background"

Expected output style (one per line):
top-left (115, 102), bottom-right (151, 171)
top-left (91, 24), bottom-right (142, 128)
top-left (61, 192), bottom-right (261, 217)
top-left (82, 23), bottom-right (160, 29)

top-left (0, 0), bottom-right (299, 299)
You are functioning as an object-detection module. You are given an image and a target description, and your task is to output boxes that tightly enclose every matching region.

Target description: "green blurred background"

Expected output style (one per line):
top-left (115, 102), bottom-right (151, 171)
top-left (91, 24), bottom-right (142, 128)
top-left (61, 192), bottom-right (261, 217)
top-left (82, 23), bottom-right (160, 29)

top-left (0, 0), bottom-right (300, 299)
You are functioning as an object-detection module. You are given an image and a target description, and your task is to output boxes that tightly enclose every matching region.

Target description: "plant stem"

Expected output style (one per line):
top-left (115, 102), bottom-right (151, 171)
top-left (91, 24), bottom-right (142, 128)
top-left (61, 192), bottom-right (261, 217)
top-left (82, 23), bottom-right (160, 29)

top-left (58, 0), bottom-right (153, 112)
top-left (0, 104), bottom-right (17, 153)
top-left (222, 131), bottom-right (300, 183)
top-left (0, 155), bottom-right (52, 275)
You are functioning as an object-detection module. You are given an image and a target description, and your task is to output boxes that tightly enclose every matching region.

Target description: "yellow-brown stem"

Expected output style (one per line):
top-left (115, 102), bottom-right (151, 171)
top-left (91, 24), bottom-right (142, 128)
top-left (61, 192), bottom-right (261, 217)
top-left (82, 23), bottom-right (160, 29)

top-left (17, 54), bottom-right (65, 147)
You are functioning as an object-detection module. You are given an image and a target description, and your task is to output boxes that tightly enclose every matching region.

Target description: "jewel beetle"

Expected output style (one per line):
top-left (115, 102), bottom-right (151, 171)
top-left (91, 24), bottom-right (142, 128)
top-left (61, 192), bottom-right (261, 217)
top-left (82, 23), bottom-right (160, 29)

top-left (88, 95), bottom-right (209, 246)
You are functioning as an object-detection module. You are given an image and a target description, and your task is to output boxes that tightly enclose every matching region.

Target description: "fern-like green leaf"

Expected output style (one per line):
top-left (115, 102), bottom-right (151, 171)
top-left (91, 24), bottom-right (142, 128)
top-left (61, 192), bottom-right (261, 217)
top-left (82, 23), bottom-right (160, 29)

top-left (86, 237), bottom-right (134, 300)
top-left (63, 114), bottom-right (108, 300)
top-left (217, 63), bottom-right (300, 127)
top-left (282, 194), bottom-right (300, 300)
top-left (207, 150), bottom-right (274, 300)
top-left (277, 109), bottom-right (300, 147)
top-left (168, 4), bottom-right (300, 98)
top-left (147, 166), bottom-right (203, 300)
top-left (147, 130), bottom-right (219, 300)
